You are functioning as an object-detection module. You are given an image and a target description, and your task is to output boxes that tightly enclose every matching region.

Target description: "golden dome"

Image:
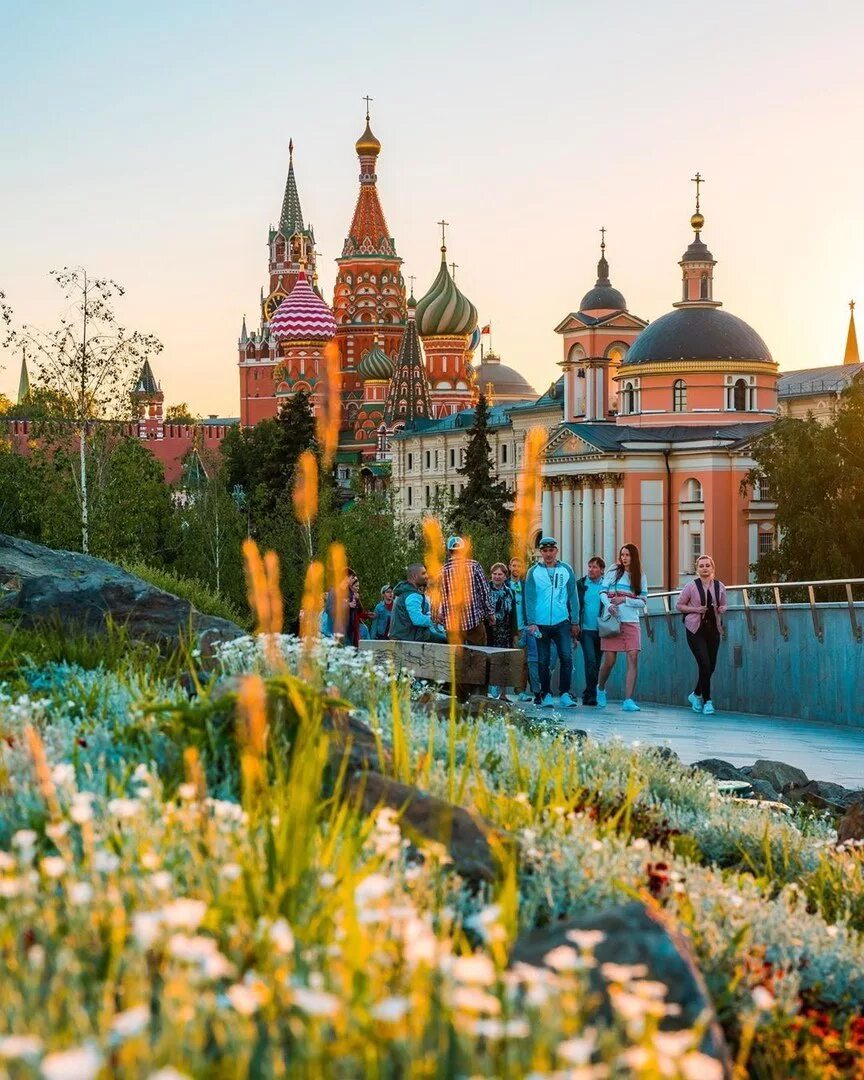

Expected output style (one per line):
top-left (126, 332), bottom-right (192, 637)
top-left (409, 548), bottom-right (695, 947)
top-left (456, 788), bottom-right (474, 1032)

top-left (355, 120), bottom-right (381, 156)
top-left (690, 211), bottom-right (705, 232)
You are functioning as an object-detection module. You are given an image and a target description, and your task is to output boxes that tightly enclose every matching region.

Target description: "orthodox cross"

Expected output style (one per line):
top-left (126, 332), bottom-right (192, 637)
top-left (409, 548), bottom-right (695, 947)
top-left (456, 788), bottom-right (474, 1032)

top-left (600, 225), bottom-right (606, 252)
top-left (363, 94), bottom-right (373, 121)
top-left (408, 274), bottom-right (416, 294)
top-left (691, 171), bottom-right (705, 212)
top-left (450, 262), bottom-right (458, 280)
top-left (437, 219), bottom-right (449, 250)
top-left (851, 300), bottom-right (856, 313)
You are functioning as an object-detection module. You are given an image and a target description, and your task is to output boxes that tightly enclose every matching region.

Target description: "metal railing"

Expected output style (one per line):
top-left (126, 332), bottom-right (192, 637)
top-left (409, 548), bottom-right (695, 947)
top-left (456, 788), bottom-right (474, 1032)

top-left (643, 579), bottom-right (864, 645)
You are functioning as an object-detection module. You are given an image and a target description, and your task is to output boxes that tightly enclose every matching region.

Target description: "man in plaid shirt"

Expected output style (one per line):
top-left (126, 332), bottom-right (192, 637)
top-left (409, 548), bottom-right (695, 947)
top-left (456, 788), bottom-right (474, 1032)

top-left (438, 536), bottom-right (494, 645)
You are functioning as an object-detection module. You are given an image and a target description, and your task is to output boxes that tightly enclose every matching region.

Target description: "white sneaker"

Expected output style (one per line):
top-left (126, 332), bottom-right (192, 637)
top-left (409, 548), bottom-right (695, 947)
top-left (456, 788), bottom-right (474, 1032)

top-left (702, 700), bottom-right (715, 715)
top-left (517, 691), bottom-right (535, 702)
top-left (597, 689), bottom-right (607, 707)
top-left (621, 698), bottom-right (641, 712)
top-left (541, 693), bottom-right (555, 708)
top-left (688, 692), bottom-right (703, 713)
top-left (559, 692), bottom-right (578, 708)
top-left (488, 687), bottom-right (501, 700)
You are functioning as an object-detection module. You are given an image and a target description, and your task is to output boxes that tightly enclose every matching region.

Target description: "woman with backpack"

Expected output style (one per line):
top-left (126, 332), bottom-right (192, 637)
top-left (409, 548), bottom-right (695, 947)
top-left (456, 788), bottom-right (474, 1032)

top-left (676, 555), bottom-right (728, 715)
top-left (597, 544), bottom-right (649, 712)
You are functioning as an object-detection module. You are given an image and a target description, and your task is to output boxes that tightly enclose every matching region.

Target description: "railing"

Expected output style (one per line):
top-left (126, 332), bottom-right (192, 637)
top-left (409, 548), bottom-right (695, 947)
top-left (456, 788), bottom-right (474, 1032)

top-left (643, 579), bottom-right (864, 645)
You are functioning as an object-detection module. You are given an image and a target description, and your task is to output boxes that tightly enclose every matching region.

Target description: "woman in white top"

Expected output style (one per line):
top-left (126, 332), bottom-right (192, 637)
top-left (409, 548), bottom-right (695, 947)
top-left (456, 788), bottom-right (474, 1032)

top-left (597, 543), bottom-right (648, 712)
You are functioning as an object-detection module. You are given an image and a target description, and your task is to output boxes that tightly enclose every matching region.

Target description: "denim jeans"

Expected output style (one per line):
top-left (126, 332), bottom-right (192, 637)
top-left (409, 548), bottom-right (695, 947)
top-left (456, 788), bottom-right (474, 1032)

top-left (520, 628), bottom-right (558, 695)
top-left (537, 621), bottom-right (573, 697)
top-left (579, 629), bottom-right (601, 703)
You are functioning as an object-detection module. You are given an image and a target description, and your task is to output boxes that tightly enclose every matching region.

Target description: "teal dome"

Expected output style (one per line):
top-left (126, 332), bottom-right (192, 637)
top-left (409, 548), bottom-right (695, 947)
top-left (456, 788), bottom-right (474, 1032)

top-left (415, 253), bottom-right (478, 338)
top-left (358, 338), bottom-right (394, 381)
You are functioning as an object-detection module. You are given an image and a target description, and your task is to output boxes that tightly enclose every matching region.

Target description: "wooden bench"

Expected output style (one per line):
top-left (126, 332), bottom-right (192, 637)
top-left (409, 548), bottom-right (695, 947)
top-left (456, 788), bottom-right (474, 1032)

top-left (359, 639), bottom-right (524, 688)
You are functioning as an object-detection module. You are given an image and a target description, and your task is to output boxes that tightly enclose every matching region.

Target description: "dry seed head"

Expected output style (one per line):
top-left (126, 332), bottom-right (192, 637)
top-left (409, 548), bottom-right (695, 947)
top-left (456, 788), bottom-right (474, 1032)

top-left (293, 450), bottom-right (319, 524)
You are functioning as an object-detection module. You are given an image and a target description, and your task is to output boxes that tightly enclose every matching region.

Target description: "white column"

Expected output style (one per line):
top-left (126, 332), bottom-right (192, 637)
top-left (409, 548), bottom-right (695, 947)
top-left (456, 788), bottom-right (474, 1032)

top-left (541, 485), bottom-right (553, 540)
top-left (573, 480), bottom-right (583, 571)
top-left (616, 485), bottom-right (624, 556)
top-left (561, 483), bottom-right (574, 565)
top-left (581, 481), bottom-right (594, 561)
top-left (603, 481), bottom-right (616, 565)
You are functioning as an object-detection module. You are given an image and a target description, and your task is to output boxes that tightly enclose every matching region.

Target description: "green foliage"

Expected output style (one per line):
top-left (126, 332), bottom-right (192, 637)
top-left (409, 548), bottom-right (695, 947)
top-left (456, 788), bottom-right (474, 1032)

top-left (451, 393), bottom-right (513, 534)
top-left (0, 441), bottom-right (41, 540)
top-left (745, 383), bottom-right (864, 581)
top-left (123, 561), bottom-right (250, 628)
top-left (330, 488), bottom-right (421, 598)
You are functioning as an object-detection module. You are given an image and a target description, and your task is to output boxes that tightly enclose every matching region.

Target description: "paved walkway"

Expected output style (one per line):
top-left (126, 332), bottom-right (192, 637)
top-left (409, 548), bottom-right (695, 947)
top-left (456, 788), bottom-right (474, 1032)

top-left (517, 699), bottom-right (864, 789)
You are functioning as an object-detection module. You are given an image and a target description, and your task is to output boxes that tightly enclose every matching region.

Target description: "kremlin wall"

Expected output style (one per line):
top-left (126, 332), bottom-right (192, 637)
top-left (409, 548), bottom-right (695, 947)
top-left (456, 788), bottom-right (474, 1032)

top-left (5, 113), bottom-right (863, 587)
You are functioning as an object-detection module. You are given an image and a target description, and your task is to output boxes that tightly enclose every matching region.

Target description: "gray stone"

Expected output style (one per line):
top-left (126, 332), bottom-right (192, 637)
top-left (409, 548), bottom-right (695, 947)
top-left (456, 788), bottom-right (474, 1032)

top-left (692, 758), bottom-right (750, 783)
top-left (837, 798), bottom-right (864, 843)
top-left (747, 777), bottom-right (789, 806)
top-left (348, 770), bottom-right (515, 885)
top-left (786, 780), bottom-right (856, 813)
top-left (511, 902), bottom-right (730, 1073)
top-left (744, 759), bottom-right (809, 793)
top-left (0, 534), bottom-right (243, 652)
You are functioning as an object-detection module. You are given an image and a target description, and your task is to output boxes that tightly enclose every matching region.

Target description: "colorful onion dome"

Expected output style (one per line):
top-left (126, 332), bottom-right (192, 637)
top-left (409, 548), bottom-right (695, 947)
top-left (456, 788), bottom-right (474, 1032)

top-left (358, 337), bottom-right (394, 381)
top-left (356, 118), bottom-right (381, 157)
top-left (468, 325), bottom-right (482, 354)
top-left (269, 271), bottom-right (336, 341)
top-left (415, 250), bottom-right (478, 338)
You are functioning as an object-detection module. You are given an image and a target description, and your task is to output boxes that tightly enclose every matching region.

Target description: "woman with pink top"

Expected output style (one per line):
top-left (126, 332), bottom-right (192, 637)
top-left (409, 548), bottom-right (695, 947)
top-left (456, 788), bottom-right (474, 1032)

top-left (676, 555), bottom-right (728, 715)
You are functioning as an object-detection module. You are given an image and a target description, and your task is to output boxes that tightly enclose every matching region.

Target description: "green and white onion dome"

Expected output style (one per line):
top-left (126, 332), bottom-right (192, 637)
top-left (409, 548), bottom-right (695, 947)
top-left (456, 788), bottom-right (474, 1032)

top-left (415, 253), bottom-right (478, 337)
top-left (357, 337), bottom-right (394, 381)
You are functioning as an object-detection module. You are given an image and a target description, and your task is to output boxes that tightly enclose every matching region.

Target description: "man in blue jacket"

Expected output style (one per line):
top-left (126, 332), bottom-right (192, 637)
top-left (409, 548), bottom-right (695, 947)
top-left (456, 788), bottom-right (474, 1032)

top-left (524, 537), bottom-right (580, 708)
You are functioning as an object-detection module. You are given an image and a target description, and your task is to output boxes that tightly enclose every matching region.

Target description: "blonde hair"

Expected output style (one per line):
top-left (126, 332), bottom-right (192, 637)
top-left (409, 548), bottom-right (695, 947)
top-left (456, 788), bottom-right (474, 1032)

top-left (490, 562), bottom-right (508, 575)
top-left (695, 554), bottom-right (715, 572)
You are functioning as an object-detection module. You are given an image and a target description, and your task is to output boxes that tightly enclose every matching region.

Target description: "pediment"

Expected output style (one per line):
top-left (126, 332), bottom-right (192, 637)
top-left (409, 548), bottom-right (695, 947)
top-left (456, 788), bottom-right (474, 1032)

top-left (542, 428), bottom-right (605, 461)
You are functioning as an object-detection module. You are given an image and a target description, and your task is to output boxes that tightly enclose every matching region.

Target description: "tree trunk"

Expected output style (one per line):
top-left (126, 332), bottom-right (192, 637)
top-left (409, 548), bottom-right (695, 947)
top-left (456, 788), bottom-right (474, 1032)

top-left (79, 425), bottom-right (89, 554)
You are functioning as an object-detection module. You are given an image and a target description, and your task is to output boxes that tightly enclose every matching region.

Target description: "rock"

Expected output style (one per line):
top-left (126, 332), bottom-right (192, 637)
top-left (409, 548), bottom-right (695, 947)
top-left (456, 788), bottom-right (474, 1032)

top-left (747, 778), bottom-right (789, 806)
top-left (0, 533), bottom-right (243, 652)
top-left (692, 759), bottom-right (750, 783)
top-left (511, 902), bottom-right (730, 1073)
top-left (837, 798), bottom-right (864, 843)
top-left (786, 780), bottom-right (855, 814)
top-left (433, 695), bottom-right (514, 720)
top-left (743, 760), bottom-right (809, 793)
top-left (348, 770), bottom-right (515, 885)
top-left (325, 709), bottom-right (391, 774)
top-left (653, 746), bottom-right (680, 763)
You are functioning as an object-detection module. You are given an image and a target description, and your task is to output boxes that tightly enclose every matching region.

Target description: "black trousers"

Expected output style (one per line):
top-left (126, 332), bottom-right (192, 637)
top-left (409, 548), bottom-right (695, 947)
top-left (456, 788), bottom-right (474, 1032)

top-left (686, 622), bottom-right (721, 701)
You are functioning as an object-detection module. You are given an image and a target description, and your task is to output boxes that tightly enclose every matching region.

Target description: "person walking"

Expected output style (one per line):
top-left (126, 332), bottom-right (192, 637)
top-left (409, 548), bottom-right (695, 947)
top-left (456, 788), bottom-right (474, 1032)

top-left (576, 556), bottom-right (605, 705)
top-left (488, 562), bottom-right (518, 701)
top-left (508, 556), bottom-right (537, 702)
top-left (437, 536), bottom-right (494, 645)
top-left (390, 564), bottom-right (448, 643)
top-left (322, 567), bottom-right (363, 646)
top-left (370, 585), bottom-right (395, 639)
top-left (597, 544), bottom-right (648, 712)
top-left (524, 537), bottom-right (580, 709)
top-left (676, 555), bottom-right (727, 715)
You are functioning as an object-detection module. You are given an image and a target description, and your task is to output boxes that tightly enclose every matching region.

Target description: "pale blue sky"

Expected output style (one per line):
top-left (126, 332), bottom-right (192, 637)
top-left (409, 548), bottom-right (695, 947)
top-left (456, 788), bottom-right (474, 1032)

top-left (1, 0), bottom-right (863, 413)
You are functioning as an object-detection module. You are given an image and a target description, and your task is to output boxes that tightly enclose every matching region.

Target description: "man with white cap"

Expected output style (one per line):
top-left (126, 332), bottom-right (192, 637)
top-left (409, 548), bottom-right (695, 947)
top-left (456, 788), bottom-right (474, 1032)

top-left (438, 535), bottom-right (494, 646)
top-left (524, 536), bottom-right (580, 708)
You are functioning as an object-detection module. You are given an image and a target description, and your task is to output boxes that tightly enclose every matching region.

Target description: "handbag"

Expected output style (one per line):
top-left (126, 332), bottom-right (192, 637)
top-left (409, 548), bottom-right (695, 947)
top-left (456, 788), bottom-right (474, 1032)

top-left (597, 604), bottom-right (621, 639)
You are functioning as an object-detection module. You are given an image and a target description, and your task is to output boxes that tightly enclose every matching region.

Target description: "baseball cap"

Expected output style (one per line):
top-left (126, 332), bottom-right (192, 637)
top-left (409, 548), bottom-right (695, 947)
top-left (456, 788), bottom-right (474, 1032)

top-left (538, 536), bottom-right (558, 548)
top-left (446, 535), bottom-right (465, 551)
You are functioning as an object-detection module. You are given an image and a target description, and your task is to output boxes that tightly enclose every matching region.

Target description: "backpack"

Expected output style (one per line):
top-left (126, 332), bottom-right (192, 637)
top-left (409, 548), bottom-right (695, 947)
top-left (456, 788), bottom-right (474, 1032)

top-left (682, 579), bottom-right (716, 625)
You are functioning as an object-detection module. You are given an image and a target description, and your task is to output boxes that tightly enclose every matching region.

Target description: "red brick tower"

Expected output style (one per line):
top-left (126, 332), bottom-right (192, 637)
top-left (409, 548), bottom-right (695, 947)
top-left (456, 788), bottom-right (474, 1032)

top-left (132, 360), bottom-right (164, 439)
top-left (333, 104), bottom-right (406, 433)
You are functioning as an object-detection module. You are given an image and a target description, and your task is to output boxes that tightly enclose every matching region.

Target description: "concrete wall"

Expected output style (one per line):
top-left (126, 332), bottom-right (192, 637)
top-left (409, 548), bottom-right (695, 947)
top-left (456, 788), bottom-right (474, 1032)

top-left (599, 604), bottom-right (864, 727)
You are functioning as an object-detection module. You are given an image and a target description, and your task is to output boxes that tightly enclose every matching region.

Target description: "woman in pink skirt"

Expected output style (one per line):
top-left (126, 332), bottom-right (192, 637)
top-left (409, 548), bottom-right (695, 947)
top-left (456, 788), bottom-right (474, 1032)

top-left (597, 544), bottom-right (649, 712)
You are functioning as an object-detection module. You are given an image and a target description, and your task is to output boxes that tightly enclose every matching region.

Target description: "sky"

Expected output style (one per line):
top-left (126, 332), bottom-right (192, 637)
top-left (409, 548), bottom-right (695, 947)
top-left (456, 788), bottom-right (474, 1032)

top-left (1, 0), bottom-right (863, 416)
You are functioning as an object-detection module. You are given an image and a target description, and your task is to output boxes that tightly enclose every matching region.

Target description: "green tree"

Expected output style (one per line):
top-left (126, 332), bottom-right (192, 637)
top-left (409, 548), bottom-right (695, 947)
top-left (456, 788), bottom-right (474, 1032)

top-left (4, 270), bottom-right (162, 553)
top-left (0, 442), bottom-right (41, 540)
top-left (331, 486), bottom-right (421, 600)
top-left (451, 392), bottom-right (513, 533)
top-left (744, 383), bottom-right (864, 581)
top-left (90, 437), bottom-right (173, 562)
top-left (165, 403), bottom-right (200, 424)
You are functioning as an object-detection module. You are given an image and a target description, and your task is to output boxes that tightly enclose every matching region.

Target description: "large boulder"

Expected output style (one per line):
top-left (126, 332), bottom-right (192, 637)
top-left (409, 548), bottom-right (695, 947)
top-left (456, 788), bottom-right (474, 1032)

top-left (786, 780), bottom-right (862, 814)
top-left (743, 759), bottom-right (808, 794)
top-left (511, 902), bottom-right (730, 1074)
top-left (349, 770), bottom-right (515, 885)
top-left (692, 759), bottom-right (750, 783)
top-left (0, 533), bottom-right (243, 652)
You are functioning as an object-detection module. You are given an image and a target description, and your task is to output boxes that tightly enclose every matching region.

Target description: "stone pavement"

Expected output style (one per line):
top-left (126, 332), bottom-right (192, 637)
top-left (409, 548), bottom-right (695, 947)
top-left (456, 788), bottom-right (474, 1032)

top-left (516, 698), bottom-right (864, 789)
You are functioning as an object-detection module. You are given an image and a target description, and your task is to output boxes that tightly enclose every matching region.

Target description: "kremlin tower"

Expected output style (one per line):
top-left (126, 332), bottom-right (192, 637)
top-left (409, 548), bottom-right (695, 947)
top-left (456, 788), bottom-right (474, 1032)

top-left (269, 268), bottom-right (337, 415)
top-left (415, 226), bottom-right (478, 417)
top-left (333, 104), bottom-right (407, 441)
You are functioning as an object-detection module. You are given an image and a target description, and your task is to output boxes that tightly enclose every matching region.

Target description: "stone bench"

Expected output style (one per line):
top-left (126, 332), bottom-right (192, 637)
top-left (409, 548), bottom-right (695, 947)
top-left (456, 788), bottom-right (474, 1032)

top-left (359, 639), bottom-right (524, 688)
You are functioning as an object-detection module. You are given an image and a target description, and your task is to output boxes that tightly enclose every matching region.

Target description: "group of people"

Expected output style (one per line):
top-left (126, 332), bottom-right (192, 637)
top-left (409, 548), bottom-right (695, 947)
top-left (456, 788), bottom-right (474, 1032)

top-left (322, 538), bottom-right (728, 715)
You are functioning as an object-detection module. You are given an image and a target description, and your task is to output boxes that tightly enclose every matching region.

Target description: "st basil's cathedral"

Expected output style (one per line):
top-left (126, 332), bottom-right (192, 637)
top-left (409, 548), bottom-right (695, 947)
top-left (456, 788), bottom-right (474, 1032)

top-left (237, 108), bottom-right (482, 468)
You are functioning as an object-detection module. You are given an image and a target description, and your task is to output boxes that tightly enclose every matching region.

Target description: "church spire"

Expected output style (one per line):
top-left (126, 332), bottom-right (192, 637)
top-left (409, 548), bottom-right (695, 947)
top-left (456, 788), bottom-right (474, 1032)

top-left (279, 138), bottom-right (304, 237)
top-left (596, 225), bottom-right (610, 286)
top-left (844, 300), bottom-right (860, 365)
top-left (675, 172), bottom-right (720, 308)
top-left (341, 100), bottom-right (396, 257)
top-left (16, 349), bottom-right (30, 404)
top-left (384, 291), bottom-right (432, 425)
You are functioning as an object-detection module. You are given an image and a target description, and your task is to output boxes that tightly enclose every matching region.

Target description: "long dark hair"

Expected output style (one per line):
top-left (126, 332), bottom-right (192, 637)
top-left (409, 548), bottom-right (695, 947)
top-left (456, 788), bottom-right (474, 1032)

top-left (614, 543), bottom-right (642, 592)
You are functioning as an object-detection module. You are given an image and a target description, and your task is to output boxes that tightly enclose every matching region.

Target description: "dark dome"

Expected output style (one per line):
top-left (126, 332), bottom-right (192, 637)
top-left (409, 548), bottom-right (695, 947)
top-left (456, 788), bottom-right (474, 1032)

top-left (475, 356), bottom-right (536, 398)
top-left (580, 285), bottom-right (627, 312)
top-left (625, 307), bottom-right (772, 365)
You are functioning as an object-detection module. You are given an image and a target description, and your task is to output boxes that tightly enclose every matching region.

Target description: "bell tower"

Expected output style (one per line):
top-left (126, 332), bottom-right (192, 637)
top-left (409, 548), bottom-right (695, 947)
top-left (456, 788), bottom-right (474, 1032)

top-left (674, 172), bottom-right (721, 308)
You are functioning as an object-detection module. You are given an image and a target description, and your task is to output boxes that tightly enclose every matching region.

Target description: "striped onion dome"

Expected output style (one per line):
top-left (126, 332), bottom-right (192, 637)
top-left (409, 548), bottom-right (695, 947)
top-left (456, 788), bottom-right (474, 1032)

top-left (358, 337), bottom-right (394, 381)
top-left (468, 325), bottom-right (482, 354)
top-left (269, 271), bottom-right (336, 341)
top-left (415, 250), bottom-right (478, 338)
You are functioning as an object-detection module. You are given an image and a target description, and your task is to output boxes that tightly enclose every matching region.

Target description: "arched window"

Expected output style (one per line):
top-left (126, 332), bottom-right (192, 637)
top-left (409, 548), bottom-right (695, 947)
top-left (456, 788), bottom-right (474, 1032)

top-left (673, 379), bottom-right (687, 412)
top-left (568, 343), bottom-right (586, 363)
top-left (681, 478), bottom-right (703, 503)
top-left (621, 382), bottom-right (635, 415)
top-left (733, 378), bottom-right (748, 411)
top-left (699, 273), bottom-right (710, 300)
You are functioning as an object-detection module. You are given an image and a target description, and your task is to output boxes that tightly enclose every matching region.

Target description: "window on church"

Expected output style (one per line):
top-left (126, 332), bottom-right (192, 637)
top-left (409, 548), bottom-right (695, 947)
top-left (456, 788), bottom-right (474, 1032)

top-left (407, 487), bottom-right (413, 507)
top-left (733, 378), bottom-right (748, 411)
top-left (673, 379), bottom-right (687, 412)
top-left (425, 485), bottom-right (430, 507)
top-left (425, 450), bottom-right (431, 468)
top-left (407, 452), bottom-right (413, 471)
top-left (691, 532), bottom-right (702, 563)
top-left (501, 443), bottom-right (508, 464)
top-left (449, 448), bottom-right (455, 468)
top-left (700, 273), bottom-right (710, 300)
top-left (621, 382), bottom-right (635, 414)
top-left (758, 530), bottom-right (776, 558)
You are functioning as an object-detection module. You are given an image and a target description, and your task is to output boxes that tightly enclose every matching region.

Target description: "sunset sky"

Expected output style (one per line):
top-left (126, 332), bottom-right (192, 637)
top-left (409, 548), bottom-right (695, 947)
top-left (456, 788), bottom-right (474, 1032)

top-left (1, 0), bottom-right (863, 415)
